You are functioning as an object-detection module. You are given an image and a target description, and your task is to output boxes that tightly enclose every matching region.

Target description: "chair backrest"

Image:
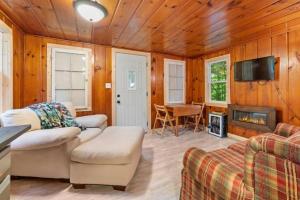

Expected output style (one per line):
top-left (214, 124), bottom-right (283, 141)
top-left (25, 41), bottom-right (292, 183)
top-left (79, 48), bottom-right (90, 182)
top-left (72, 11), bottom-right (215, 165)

top-left (154, 104), bottom-right (168, 118)
top-left (192, 102), bottom-right (205, 117)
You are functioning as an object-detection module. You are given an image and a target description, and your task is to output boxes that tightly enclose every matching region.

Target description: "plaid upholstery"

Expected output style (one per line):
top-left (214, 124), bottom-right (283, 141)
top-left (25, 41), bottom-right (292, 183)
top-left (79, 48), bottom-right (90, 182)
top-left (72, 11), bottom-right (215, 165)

top-left (228, 141), bottom-right (247, 155)
top-left (181, 169), bottom-right (224, 200)
top-left (244, 133), bottom-right (300, 199)
top-left (181, 123), bottom-right (300, 200)
top-left (286, 131), bottom-right (300, 144)
top-left (181, 148), bottom-right (253, 200)
top-left (274, 123), bottom-right (300, 137)
top-left (254, 152), bottom-right (300, 200)
top-left (208, 149), bottom-right (244, 177)
top-left (227, 133), bottom-right (276, 155)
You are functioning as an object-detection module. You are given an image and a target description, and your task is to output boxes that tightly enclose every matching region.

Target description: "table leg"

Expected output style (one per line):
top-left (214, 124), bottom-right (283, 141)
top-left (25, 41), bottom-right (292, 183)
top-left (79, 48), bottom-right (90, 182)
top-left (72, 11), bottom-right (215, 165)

top-left (175, 117), bottom-right (179, 137)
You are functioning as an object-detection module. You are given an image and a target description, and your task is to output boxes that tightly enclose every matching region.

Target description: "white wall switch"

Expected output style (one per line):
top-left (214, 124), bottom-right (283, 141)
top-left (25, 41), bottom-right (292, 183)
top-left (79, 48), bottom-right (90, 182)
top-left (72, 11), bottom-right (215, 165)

top-left (105, 83), bottom-right (112, 89)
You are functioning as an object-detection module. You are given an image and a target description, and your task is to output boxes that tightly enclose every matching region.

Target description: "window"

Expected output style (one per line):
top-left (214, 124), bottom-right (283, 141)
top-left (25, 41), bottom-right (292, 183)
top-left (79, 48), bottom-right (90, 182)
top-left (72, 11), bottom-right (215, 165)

top-left (128, 70), bottom-right (136, 90)
top-left (0, 20), bottom-right (12, 113)
top-left (164, 59), bottom-right (186, 104)
top-left (47, 45), bottom-right (92, 111)
top-left (205, 54), bottom-right (230, 106)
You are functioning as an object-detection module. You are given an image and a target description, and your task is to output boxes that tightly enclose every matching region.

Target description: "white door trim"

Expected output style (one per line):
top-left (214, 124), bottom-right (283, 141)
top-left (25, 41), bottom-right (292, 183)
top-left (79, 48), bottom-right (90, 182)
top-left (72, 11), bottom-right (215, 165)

top-left (111, 48), bottom-right (151, 129)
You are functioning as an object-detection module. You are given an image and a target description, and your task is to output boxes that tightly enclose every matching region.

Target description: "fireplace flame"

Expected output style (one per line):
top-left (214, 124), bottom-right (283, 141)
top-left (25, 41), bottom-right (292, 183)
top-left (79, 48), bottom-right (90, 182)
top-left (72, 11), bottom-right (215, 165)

top-left (238, 115), bottom-right (266, 125)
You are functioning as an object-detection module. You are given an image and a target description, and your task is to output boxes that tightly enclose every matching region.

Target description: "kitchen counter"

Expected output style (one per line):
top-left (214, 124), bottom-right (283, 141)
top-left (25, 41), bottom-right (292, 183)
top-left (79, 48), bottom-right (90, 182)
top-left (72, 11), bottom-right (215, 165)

top-left (0, 125), bottom-right (30, 151)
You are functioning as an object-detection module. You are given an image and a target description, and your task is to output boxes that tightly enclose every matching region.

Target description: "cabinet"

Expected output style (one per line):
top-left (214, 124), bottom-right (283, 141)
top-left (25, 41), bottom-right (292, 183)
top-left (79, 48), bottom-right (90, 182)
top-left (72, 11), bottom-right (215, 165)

top-left (208, 112), bottom-right (227, 138)
top-left (0, 125), bottom-right (30, 200)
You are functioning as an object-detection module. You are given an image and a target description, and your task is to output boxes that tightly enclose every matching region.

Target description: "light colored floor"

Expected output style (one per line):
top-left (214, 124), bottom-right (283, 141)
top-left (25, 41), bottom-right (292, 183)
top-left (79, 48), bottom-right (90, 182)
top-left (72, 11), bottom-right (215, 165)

top-left (11, 129), bottom-right (237, 200)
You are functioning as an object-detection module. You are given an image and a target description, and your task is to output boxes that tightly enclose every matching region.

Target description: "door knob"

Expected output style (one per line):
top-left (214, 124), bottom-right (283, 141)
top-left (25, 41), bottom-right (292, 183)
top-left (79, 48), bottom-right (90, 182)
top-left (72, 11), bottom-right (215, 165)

top-left (117, 100), bottom-right (121, 104)
top-left (117, 94), bottom-right (120, 98)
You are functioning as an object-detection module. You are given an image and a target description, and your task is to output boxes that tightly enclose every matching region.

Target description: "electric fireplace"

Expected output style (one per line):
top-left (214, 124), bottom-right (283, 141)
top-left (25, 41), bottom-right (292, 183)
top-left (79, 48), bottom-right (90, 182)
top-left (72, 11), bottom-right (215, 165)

top-left (228, 104), bottom-right (276, 132)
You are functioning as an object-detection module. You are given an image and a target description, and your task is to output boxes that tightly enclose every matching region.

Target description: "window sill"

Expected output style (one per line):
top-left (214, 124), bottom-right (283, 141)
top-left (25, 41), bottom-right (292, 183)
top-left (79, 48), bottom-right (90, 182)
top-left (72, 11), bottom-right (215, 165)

top-left (75, 107), bottom-right (92, 112)
top-left (205, 102), bottom-right (228, 108)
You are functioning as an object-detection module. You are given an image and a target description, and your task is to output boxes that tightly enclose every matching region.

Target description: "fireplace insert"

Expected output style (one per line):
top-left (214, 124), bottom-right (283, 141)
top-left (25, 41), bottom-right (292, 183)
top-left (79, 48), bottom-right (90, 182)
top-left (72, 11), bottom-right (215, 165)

top-left (228, 104), bottom-right (276, 132)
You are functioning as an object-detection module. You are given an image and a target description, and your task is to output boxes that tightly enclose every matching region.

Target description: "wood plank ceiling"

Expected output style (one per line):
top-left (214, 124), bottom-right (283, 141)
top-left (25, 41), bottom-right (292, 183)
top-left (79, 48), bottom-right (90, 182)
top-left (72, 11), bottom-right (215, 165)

top-left (1, 0), bottom-right (300, 57)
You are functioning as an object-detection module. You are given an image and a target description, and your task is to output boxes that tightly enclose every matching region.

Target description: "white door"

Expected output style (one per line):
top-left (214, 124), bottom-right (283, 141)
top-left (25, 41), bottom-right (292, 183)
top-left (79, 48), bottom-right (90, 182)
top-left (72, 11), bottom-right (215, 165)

top-left (115, 53), bottom-right (147, 129)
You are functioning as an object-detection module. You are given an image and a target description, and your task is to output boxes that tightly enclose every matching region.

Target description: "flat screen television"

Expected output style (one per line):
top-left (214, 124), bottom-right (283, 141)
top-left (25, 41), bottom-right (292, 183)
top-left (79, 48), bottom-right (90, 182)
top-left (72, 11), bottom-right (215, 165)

top-left (234, 56), bottom-right (275, 81)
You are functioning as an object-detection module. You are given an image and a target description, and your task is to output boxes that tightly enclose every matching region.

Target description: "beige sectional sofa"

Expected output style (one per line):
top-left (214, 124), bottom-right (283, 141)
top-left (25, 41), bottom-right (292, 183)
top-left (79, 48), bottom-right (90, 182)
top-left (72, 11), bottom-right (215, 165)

top-left (0, 103), bottom-right (145, 191)
top-left (0, 105), bottom-right (107, 179)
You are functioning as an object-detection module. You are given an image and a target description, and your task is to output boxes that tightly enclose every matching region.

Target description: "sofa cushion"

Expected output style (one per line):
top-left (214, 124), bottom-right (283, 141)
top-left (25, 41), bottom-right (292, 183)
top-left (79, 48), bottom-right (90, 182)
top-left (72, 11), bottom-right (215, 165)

top-left (75, 115), bottom-right (107, 128)
top-left (78, 128), bottom-right (102, 144)
top-left (182, 148), bottom-right (253, 200)
top-left (0, 108), bottom-right (41, 131)
top-left (11, 127), bottom-right (81, 151)
top-left (71, 126), bottom-right (145, 165)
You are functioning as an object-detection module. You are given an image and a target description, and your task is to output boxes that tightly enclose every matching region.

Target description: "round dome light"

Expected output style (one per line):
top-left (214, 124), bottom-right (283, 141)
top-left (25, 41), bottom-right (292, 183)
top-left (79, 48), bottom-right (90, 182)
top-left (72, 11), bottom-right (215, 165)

top-left (74, 0), bottom-right (107, 23)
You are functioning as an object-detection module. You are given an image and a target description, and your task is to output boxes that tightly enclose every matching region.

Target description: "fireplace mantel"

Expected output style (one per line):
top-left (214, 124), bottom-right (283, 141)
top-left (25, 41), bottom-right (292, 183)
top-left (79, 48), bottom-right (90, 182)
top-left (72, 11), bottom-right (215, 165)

top-left (228, 104), bottom-right (276, 132)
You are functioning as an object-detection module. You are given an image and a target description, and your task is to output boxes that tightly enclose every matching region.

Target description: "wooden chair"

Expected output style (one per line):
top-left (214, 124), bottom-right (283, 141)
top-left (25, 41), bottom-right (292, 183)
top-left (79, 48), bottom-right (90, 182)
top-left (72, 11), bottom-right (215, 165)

top-left (153, 104), bottom-right (175, 135)
top-left (184, 102), bottom-right (206, 133)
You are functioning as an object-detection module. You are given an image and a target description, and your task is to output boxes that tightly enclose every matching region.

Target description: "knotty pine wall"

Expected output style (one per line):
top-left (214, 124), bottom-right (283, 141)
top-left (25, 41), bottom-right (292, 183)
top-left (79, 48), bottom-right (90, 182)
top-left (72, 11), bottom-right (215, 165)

top-left (22, 36), bottom-right (190, 126)
top-left (151, 53), bottom-right (186, 127)
top-left (0, 10), bottom-right (24, 109)
top-left (23, 35), bottom-right (113, 125)
top-left (188, 22), bottom-right (300, 138)
top-left (8, 12), bottom-right (300, 136)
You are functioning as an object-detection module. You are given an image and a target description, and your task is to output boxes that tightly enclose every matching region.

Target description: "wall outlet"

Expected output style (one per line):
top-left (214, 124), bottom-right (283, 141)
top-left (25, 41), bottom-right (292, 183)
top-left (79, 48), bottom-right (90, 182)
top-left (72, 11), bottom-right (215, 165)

top-left (105, 83), bottom-right (112, 89)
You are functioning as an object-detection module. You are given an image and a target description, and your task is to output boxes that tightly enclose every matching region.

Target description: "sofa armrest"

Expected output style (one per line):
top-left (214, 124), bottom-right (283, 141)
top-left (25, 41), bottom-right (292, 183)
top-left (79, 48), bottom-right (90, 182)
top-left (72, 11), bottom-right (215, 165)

top-left (75, 115), bottom-right (107, 128)
top-left (183, 148), bottom-right (253, 200)
top-left (244, 134), bottom-right (300, 199)
top-left (249, 134), bottom-right (300, 164)
top-left (11, 127), bottom-right (81, 151)
top-left (244, 133), bottom-right (300, 190)
top-left (274, 123), bottom-right (300, 137)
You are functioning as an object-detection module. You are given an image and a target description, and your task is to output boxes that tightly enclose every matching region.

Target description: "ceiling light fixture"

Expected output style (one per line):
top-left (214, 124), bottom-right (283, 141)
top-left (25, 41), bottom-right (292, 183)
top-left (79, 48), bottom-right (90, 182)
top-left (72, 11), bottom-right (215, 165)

top-left (74, 0), bottom-right (107, 23)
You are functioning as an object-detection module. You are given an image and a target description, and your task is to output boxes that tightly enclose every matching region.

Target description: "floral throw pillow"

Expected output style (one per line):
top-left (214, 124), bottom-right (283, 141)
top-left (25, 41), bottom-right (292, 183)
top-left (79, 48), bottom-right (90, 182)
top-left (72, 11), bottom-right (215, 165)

top-left (29, 102), bottom-right (86, 130)
top-left (51, 102), bottom-right (86, 130)
top-left (29, 103), bottom-right (62, 129)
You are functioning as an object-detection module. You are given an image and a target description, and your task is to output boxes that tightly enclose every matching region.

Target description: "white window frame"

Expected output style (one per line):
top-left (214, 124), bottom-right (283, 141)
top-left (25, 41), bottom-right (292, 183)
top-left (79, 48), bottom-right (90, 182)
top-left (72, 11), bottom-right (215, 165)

top-left (0, 20), bottom-right (13, 113)
top-left (47, 44), bottom-right (93, 111)
top-left (164, 59), bottom-right (186, 104)
top-left (205, 54), bottom-right (230, 107)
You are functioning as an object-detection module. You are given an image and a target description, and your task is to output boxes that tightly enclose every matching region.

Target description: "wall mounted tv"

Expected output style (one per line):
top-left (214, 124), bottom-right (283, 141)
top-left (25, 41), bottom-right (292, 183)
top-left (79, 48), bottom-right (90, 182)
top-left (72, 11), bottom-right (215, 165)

top-left (234, 56), bottom-right (275, 81)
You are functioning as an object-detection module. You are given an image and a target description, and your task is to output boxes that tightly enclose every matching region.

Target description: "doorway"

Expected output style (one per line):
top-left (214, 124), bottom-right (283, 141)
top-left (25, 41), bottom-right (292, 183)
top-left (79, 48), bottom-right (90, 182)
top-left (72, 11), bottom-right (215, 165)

top-left (112, 49), bottom-right (150, 129)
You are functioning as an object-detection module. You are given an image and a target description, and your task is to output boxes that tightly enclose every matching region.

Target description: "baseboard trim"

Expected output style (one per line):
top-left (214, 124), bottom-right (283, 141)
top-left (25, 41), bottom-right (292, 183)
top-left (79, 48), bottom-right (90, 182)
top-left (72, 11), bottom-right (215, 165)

top-left (227, 133), bottom-right (248, 141)
top-left (151, 127), bottom-right (248, 141)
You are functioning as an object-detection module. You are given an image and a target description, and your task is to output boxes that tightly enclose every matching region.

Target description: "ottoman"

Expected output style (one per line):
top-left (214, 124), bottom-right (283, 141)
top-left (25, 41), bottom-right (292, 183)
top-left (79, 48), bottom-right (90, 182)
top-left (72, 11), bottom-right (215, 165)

top-left (70, 126), bottom-right (145, 191)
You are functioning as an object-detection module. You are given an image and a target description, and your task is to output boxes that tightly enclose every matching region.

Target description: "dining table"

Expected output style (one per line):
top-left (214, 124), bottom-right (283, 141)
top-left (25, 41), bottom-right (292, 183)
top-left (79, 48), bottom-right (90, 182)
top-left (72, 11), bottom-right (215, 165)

top-left (165, 104), bottom-right (203, 137)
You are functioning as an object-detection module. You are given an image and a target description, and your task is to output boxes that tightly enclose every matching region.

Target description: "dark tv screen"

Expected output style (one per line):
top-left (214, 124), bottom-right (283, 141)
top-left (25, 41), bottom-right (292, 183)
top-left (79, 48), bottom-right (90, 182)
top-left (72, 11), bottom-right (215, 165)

top-left (234, 56), bottom-right (275, 81)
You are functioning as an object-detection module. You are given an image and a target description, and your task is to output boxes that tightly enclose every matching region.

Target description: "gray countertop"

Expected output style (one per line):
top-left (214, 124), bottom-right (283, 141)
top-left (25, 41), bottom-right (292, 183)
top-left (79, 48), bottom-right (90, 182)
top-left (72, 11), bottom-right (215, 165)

top-left (0, 125), bottom-right (31, 151)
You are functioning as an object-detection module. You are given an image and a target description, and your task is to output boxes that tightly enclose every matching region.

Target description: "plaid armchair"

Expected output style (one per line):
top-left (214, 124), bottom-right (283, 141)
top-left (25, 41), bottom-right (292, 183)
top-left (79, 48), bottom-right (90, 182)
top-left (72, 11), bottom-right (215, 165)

top-left (180, 123), bottom-right (300, 200)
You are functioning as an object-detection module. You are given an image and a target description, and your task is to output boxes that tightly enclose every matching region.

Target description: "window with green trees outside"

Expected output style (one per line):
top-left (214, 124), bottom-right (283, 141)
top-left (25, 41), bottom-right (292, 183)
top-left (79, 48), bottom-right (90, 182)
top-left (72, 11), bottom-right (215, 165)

top-left (210, 61), bottom-right (227, 102)
top-left (205, 54), bottom-right (230, 105)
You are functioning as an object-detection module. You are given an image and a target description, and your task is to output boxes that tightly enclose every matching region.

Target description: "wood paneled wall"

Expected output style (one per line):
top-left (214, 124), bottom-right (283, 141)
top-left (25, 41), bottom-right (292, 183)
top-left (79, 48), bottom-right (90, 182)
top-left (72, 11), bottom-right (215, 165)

top-left (151, 53), bottom-right (186, 126)
top-left (188, 21), bottom-right (300, 138)
top-left (23, 36), bottom-right (190, 127)
top-left (23, 35), bottom-right (112, 125)
top-left (0, 10), bottom-right (24, 109)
